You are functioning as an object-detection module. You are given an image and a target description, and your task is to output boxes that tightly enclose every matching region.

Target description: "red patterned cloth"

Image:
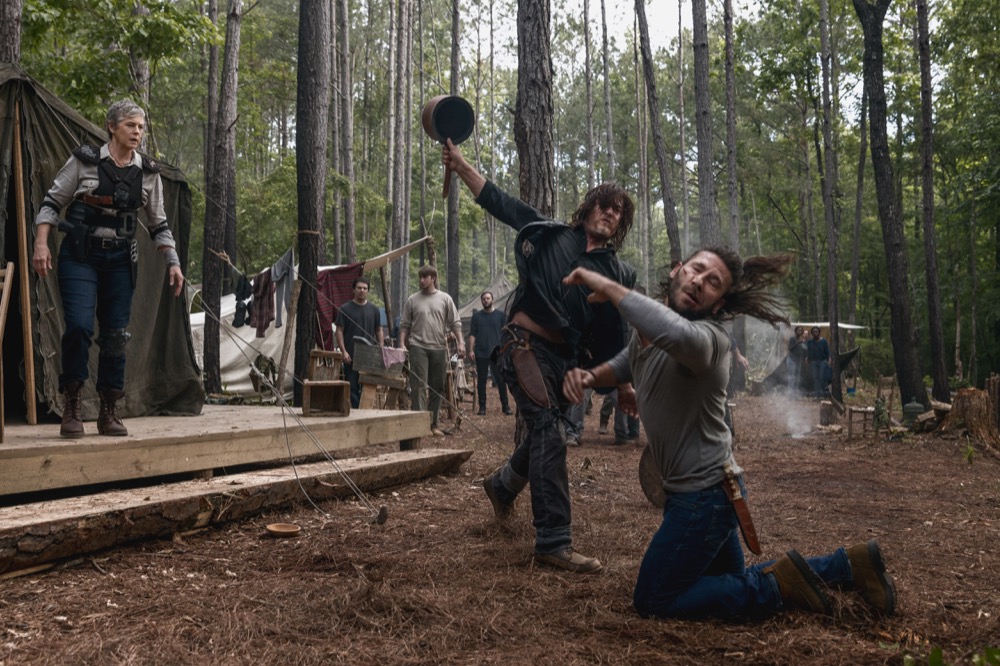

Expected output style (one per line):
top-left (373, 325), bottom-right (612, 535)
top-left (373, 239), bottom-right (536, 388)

top-left (315, 263), bottom-right (365, 350)
top-left (250, 267), bottom-right (275, 338)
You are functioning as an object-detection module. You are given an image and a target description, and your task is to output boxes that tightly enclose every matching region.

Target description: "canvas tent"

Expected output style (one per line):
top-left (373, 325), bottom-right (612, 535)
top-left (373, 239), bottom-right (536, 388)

top-left (755, 321), bottom-right (866, 391)
top-left (0, 63), bottom-right (204, 422)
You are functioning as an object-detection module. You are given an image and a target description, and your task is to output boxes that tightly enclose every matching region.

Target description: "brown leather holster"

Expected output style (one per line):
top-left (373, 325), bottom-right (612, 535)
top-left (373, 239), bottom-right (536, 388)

top-left (502, 328), bottom-right (551, 409)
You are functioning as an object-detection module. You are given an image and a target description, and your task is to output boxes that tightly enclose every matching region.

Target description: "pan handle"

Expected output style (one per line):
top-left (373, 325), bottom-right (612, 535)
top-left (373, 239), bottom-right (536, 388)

top-left (442, 167), bottom-right (452, 198)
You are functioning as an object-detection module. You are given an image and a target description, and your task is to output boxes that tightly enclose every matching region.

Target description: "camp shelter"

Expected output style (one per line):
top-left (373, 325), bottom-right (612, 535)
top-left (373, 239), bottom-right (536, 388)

top-left (188, 236), bottom-right (431, 399)
top-left (0, 63), bottom-right (204, 424)
top-left (756, 320), bottom-right (866, 391)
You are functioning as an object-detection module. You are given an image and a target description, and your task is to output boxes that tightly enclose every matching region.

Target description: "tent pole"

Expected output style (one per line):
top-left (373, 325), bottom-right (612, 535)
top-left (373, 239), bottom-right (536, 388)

top-left (379, 267), bottom-right (392, 344)
top-left (12, 104), bottom-right (38, 425)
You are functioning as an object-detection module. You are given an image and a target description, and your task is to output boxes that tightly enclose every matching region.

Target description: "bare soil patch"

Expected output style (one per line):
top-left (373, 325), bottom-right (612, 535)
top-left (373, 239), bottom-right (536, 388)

top-left (2, 393), bottom-right (998, 665)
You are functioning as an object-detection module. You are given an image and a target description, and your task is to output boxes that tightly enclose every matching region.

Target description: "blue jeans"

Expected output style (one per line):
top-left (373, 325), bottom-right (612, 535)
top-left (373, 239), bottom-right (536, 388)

top-left (491, 326), bottom-right (574, 554)
top-left (343, 361), bottom-right (361, 408)
top-left (633, 481), bottom-right (852, 620)
top-left (475, 355), bottom-right (509, 412)
top-left (57, 242), bottom-right (134, 393)
top-left (810, 360), bottom-right (827, 397)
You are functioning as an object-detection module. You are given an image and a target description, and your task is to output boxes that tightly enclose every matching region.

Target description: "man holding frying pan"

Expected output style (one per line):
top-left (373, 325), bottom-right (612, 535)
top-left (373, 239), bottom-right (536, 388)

top-left (443, 139), bottom-right (636, 574)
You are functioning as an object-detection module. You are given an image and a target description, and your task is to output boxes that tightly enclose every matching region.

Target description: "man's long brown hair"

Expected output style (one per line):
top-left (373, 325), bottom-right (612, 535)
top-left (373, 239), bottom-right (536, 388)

top-left (570, 183), bottom-right (635, 250)
top-left (658, 247), bottom-right (795, 325)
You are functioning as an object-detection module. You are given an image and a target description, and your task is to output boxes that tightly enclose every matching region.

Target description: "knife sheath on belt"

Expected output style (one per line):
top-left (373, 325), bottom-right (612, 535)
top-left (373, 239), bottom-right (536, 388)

top-left (724, 468), bottom-right (762, 555)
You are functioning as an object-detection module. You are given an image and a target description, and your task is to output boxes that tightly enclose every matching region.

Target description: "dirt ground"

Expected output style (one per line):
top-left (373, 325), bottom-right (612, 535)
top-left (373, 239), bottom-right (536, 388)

top-left (1, 391), bottom-right (998, 665)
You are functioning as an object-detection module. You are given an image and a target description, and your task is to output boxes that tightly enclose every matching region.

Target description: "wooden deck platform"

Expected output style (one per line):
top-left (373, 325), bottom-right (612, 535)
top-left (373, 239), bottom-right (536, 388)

top-left (0, 405), bottom-right (476, 576)
top-left (0, 405), bottom-right (433, 497)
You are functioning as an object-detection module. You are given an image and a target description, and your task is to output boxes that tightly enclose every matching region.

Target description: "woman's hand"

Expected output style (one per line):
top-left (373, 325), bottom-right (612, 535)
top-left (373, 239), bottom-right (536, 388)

top-left (168, 265), bottom-right (185, 297)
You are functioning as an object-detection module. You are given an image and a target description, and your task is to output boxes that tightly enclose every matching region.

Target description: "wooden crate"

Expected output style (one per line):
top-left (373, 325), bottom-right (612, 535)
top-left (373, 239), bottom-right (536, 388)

top-left (302, 380), bottom-right (351, 417)
top-left (353, 343), bottom-right (405, 378)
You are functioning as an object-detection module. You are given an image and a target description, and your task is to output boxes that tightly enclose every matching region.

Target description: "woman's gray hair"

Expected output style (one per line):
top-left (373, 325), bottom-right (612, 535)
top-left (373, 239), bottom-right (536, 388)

top-left (106, 100), bottom-right (146, 136)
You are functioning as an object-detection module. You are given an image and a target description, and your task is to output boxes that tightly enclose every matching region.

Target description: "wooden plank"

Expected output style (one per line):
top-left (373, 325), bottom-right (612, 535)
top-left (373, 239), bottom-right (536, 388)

top-left (12, 105), bottom-right (37, 425)
top-left (0, 448), bottom-right (473, 575)
top-left (0, 405), bottom-right (431, 496)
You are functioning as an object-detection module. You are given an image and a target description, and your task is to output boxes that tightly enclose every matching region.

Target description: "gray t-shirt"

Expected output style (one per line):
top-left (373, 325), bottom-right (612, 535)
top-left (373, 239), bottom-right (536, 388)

top-left (607, 292), bottom-right (741, 493)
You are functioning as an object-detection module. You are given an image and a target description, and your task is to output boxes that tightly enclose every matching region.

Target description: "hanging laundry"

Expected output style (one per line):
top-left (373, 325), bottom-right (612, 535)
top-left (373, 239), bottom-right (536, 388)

top-left (250, 267), bottom-right (275, 338)
top-left (271, 247), bottom-right (295, 328)
top-left (315, 262), bottom-right (365, 350)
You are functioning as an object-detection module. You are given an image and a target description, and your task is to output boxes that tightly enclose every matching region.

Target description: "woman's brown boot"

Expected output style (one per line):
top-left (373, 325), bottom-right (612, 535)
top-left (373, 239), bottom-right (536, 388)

top-left (60, 381), bottom-right (85, 438)
top-left (98, 390), bottom-right (128, 436)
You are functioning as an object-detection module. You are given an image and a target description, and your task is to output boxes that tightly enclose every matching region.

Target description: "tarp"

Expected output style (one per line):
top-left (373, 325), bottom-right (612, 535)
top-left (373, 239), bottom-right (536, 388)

top-left (0, 63), bottom-right (204, 420)
top-left (190, 293), bottom-right (294, 399)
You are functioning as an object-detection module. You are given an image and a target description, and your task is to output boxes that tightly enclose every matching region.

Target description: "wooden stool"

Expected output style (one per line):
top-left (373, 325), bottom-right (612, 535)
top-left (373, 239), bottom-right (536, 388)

top-left (359, 372), bottom-right (407, 410)
top-left (302, 380), bottom-right (351, 416)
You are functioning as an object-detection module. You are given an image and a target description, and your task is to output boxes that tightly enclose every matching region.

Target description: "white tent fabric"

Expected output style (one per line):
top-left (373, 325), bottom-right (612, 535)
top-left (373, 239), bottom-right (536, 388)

top-left (190, 294), bottom-right (295, 399)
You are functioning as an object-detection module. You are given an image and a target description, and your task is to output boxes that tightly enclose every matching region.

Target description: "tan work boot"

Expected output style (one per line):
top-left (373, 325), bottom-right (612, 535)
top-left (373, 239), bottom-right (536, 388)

top-left (846, 540), bottom-right (897, 616)
top-left (60, 381), bottom-right (85, 439)
top-left (763, 550), bottom-right (833, 614)
top-left (534, 548), bottom-right (603, 574)
top-left (97, 390), bottom-right (128, 436)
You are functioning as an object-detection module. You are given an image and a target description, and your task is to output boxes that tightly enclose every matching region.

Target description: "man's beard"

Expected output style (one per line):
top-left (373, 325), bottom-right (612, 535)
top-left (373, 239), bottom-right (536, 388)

top-left (669, 279), bottom-right (715, 321)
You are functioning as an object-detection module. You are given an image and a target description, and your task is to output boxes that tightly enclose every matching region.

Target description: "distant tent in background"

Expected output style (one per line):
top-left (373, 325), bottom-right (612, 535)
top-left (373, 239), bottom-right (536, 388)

top-left (457, 273), bottom-right (515, 335)
top-left (0, 63), bottom-right (204, 423)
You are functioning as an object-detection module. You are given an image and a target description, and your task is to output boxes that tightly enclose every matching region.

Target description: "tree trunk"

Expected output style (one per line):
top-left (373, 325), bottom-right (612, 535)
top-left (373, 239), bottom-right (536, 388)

top-left (678, 0), bottom-right (689, 257)
top-left (446, 0), bottom-right (460, 299)
top-left (940, 389), bottom-right (1000, 454)
top-left (339, 0), bottom-right (356, 263)
top-left (203, 0), bottom-right (243, 395)
top-left (633, 32), bottom-right (650, 289)
top-left (723, 0), bottom-right (739, 252)
top-left (916, 0), bottom-right (949, 403)
top-left (853, 0), bottom-right (927, 408)
top-left (515, 0), bottom-right (555, 214)
top-left (0, 0), bottom-right (21, 64)
top-left (819, 0), bottom-right (842, 402)
top-left (293, 0), bottom-right (332, 405)
top-left (635, 0), bottom-right (682, 265)
top-left (600, 0), bottom-right (616, 178)
top-left (392, 0), bottom-right (415, 316)
top-left (583, 0), bottom-right (595, 189)
top-left (848, 88), bottom-right (867, 325)
top-left (692, 0), bottom-right (719, 247)
top-left (329, 0), bottom-right (342, 265)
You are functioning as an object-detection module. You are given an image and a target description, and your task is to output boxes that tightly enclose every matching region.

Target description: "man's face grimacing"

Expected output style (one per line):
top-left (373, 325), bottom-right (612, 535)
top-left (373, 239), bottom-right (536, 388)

top-left (480, 292), bottom-right (493, 310)
top-left (582, 201), bottom-right (622, 243)
top-left (668, 251), bottom-right (733, 319)
top-left (353, 281), bottom-right (370, 303)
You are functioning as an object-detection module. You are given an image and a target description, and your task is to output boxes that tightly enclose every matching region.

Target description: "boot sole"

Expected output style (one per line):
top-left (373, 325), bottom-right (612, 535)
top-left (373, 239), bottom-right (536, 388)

top-left (863, 540), bottom-right (897, 616)
top-left (60, 431), bottom-right (86, 439)
top-left (787, 549), bottom-right (834, 615)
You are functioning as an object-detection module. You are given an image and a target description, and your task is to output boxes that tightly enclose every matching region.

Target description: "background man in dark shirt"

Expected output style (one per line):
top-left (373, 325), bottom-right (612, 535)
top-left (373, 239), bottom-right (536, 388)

top-left (468, 290), bottom-right (512, 416)
top-left (335, 277), bottom-right (384, 408)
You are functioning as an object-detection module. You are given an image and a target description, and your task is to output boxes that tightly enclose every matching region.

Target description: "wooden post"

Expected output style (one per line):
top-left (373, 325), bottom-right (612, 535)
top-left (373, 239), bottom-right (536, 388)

top-left (12, 105), bottom-right (38, 425)
top-left (379, 266), bottom-right (392, 342)
top-left (276, 279), bottom-right (302, 394)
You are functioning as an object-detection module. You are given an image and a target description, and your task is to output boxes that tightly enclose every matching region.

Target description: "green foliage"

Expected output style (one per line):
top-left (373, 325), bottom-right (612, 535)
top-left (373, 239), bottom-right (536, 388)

top-left (857, 337), bottom-right (896, 383)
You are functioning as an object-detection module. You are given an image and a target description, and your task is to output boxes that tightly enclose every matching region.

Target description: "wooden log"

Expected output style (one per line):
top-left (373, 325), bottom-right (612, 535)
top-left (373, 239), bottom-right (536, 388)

top-left (819, 400), bottom-right (838, 426)
top-left (0, 448), bottom-right (472, 575)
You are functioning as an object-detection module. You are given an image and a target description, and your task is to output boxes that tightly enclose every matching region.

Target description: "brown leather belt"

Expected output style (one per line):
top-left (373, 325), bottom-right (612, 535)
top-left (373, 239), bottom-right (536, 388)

top-left (78, 193), bottom-right (115, 207)
top-left (723, 465), bottom-right (762, 555)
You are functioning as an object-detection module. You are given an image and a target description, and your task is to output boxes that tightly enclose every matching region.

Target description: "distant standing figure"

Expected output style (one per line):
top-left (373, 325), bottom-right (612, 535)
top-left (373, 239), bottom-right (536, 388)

top-left (786, 326), bottom-right (807, 397)
top-left (335, 277), bottom-right (385, 408)
top-left (806, 327), bottom-right (831, 398)
top-left (467, 291), bottom-right (512, 416)
top-left (399, 265), bottom-right (464, 436)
